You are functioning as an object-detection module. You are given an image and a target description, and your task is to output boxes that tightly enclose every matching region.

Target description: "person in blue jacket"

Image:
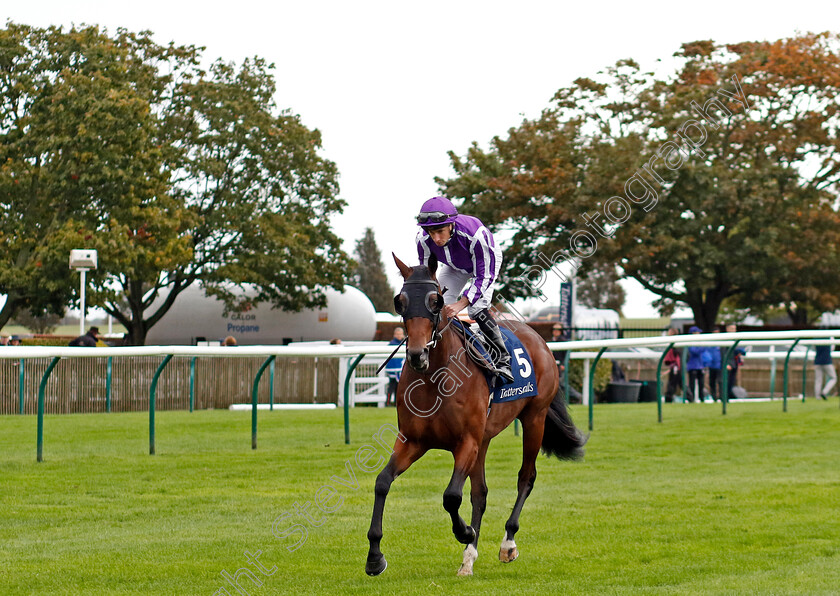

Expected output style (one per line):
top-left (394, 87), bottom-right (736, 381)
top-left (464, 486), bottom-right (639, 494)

top-left (384, 326), bottom-right (405, 406)
top-left (686, 326), bottom-right (707, 403)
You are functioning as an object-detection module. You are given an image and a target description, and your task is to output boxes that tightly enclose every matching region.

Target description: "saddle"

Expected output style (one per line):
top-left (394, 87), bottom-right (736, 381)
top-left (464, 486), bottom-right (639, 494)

top-left (450, 319), bottom-right (499, 377)
top-left (450, 319), bottom-right (539, 403)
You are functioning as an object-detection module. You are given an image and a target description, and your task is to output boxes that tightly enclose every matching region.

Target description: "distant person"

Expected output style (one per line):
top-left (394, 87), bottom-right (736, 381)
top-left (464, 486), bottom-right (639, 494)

top-left (686, 326), bottom-right (707, 403)
top-left (611, 360), bottom-right (626, 383)
top-left (329, 338), bottom-right (342, 345)
top-left (550, 324), bottom-right (567, 373)
top-left (0, 335), bottom-right (8, 346)
top-left (223, 336), bottom-right (238, 346)
top-left (814, 338), bottom-right (836, 400)
top-left (384, 327), bottom-right (405, 406)
top-left (69, 326), bottom-right (100, 347)
top-left (663, 328), bottom-right (682, 402)
top-left (8, 335), bottom-right (22, 346)
top-left (724, 324), bottom-right (746, 395)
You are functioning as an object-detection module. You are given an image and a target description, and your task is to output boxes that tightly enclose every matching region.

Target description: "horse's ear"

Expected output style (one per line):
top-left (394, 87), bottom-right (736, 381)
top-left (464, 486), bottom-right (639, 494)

top-left (428, 253), bottom-right (438, 277)
top-left (392, 253), bottom-right (412, 279)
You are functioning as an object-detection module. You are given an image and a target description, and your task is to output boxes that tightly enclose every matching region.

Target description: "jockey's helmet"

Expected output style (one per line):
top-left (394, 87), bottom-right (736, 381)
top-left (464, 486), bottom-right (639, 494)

top-left (417, 196), bottom-right (458, 227)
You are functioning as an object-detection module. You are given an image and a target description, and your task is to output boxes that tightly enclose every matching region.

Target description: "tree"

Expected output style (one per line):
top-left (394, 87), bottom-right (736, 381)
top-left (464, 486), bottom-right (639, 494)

top-left (353, 228), bottom-right (394, 313)
top-left (1, 23), bottom-right (351, 344)
top-left (576, 265), bottom-right (626, 314)
top-left (439, 34), bottom-right (840, 329)
top-left (11, 310), bottom-right (61, 334)
top-left (94, 56), bottom-right (351, 344)
top-left (0, 23), bottom-right (183, 330)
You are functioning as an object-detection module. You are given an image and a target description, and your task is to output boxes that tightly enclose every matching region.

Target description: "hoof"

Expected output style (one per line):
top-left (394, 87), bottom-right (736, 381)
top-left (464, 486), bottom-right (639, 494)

top-left (458, 543), bottom-right (477, 576)
top-left (456, 525), bottom-right (476, 545)
top-left (365, 555), bottom-right (387, 576)
top-left (499, 546), bottom-right (518, 563)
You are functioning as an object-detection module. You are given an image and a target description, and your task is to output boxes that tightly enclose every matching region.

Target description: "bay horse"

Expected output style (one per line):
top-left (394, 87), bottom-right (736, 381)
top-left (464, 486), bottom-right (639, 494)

top-left (365, 254), bottom-right (586, 577)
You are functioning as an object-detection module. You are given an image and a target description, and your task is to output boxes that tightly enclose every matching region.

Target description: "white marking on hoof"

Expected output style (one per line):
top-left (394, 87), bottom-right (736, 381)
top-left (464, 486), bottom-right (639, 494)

top-left (457, 544), bottom-right (477, 576)
top-left (499, 532), bottom-right (518, 563)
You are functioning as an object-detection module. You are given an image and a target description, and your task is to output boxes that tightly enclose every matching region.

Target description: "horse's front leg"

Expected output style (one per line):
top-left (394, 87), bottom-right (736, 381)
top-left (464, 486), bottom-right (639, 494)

top-left (365, 440), bottom-right (425, 576)
top-left (443, 438), bottom-right (479, 548)
top-left (458, 440), bottom-right (489, 576)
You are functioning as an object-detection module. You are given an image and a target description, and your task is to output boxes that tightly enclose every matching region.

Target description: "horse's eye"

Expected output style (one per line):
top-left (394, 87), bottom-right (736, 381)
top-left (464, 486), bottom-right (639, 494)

top-left (394, 293), bottom-right (408, 315)
top-left (426, 291), bottom-right (443, 313)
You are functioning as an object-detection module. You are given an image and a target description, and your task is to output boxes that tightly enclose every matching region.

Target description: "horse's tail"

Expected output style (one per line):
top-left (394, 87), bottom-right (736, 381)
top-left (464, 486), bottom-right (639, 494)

top-left (541, 392), bottom-right (588, 460)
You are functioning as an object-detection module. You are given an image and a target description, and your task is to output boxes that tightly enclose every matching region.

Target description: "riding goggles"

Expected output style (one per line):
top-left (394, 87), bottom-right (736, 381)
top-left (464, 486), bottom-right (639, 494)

top-left (416, 211), bottom-right (454, 225)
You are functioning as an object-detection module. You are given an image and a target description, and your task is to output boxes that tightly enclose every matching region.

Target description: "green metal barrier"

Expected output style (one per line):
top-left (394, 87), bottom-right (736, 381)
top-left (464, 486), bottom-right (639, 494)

top-left (37, 357), bottom-right (61, 462)
top-left (563, 350), bottom-right (571, 405)
top-left (343, 354), bottom-right (365, 445)
top-left (19, 358), bottom-right (25, 415)
top-left (655, 342), bottom-right (675, 423)
top-left (106, 356), bottom-right (113, 413)
top-left (189, 357), bottom-right (196, 413)
top-left (588, 347), bottom-right (607, 431)
top-left (269, 358), bottom-right (275, 411)
top-left (149, 354), bottom-right (173, 455)
top-left (801, 346), bottom-right (810, 403)
top-left (782, 339), bottom-right (801, 412)
top-left (251, 356), bottom-right (276, 450)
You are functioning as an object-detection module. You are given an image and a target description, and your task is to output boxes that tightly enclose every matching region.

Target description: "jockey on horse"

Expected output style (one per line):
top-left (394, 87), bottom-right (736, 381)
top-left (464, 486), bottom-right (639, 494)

top-left (415, 196), bottom-right (514, 384)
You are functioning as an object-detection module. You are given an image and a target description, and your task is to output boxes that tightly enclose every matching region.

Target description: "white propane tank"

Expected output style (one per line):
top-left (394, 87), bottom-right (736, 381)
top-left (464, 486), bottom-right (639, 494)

top-left (144, 283), bottom-right (376, 345)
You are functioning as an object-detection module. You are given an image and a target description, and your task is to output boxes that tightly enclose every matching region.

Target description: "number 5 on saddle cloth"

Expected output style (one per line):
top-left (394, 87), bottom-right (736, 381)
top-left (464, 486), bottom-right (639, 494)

top-left (450, 319), bottom-right (539, 403)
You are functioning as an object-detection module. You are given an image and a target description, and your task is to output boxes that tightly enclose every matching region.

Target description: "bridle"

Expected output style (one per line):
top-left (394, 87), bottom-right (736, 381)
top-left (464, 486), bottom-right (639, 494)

top-left (395, 280), bottom-right (447, 349)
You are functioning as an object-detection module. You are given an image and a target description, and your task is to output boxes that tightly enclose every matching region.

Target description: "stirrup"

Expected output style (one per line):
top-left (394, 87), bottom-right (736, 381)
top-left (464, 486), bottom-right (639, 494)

top-left (495, 363), bottom-right (515, 383)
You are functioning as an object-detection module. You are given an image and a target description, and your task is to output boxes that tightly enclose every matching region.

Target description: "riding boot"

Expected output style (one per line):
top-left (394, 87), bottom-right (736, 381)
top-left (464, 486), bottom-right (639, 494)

top-left (474, 309), bottom-right (515, 384)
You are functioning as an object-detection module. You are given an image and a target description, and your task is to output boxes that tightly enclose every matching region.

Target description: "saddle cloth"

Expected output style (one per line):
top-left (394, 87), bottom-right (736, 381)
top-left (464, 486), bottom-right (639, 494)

top-left (450, 319), bottom-right (539, 403)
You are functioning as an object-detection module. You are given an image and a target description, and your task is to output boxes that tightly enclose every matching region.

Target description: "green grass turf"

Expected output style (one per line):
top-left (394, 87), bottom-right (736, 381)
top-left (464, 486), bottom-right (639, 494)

top-left (2, 400), bottom-right (839, 595)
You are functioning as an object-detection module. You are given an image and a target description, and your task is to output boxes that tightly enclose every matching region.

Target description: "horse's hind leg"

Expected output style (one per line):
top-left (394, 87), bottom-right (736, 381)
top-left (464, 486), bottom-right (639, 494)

top-left (458, 440), bottom-right (489, 576)
top-left (366, 440), bottom-right (426, 576)
top-left (444, 438), bottom-right (479, 547)
top-left (500, 413), bottom-right (545, 563)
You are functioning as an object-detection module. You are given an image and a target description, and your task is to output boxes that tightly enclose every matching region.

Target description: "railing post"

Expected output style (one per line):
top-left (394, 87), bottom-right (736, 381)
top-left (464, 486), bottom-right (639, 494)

top-left (19, 358), bottom-right (25, 415)
top-left (149, 354), bottom-right (173, 455)
top-left (269, 358), bottom-right (275, 411)
top-left (563, 350), bottom-right (571, 405)
top-left (721, 340), bottom-right (741, 415)
top-left (37, 357), bottom-right (61, 462)
top-left (189, 357), bottom-right (196, 412)
top-left (106, 356), bottom-right (112, 413)
top-left (655, 342), bottom-right (674, 423)
top-left (783, 339), bottom-right (801, 412)
top-left (252, 356), bottom-right (276, 450)
top-left (801, 346), bottom-right (810, 402)
top-left (588, 347), bottom-right (607, 431)
top-left (343, 354), bottom-right (365, 445)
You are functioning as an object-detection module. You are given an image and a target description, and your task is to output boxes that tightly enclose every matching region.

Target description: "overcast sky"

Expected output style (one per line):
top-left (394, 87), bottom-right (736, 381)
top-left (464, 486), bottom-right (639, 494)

top-left (5, 1), bottom-right (838, 317)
